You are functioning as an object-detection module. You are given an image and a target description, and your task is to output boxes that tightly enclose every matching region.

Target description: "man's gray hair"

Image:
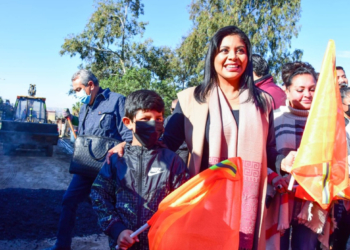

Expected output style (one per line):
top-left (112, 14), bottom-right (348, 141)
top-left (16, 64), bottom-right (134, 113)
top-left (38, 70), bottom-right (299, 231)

top-left (71, 69), bottom-right (99, 86)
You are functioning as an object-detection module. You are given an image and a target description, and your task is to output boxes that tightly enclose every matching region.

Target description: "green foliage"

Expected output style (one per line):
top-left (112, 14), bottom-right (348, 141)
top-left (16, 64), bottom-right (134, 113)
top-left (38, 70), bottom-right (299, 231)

top-left (71, 102), bottom-right (82, 116)
top-left (60, 0), bottom-right (148, 79)
top-left (272, 48), bottom-right (303, 84)
top-left (177, 0), bottom-right (302, 87)
top-left (61, 0), bottom-right (302, 115)
top-left (61, 0), bottom-right (179, 115)
top-left (0, 96), bottom-right (3, 105)
top-left (100, 67), bottom-right (177, 116)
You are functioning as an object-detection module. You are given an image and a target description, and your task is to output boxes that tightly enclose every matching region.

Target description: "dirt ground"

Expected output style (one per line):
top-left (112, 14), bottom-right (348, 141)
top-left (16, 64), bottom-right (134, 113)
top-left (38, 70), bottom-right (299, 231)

top-left (0, 141), bottom-right (109, 250)
top-left (2, 141), bottom-right (350, 250)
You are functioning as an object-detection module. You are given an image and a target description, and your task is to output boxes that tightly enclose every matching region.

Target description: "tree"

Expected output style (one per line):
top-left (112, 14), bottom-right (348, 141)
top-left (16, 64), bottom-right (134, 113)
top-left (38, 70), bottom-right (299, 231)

top-left (72, 102), bottom-right (82, 116)
top-left (60, 0), bottom-right (147, 79)
top-left (100, 67), bottom-right (177, 116)
top-left (61, 0), bottom-right (178, 115)
top-left (0, 96), bottom-right (3, 106)
top-left (177, 0), bottom-right (302, 87)
top-left (271, 48), bottom-right (303, 85)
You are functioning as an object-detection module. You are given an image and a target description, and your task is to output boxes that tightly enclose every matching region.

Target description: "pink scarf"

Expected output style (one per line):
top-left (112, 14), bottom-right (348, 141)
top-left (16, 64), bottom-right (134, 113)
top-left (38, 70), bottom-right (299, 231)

top-left (209, 86), bottom-right (269, 249)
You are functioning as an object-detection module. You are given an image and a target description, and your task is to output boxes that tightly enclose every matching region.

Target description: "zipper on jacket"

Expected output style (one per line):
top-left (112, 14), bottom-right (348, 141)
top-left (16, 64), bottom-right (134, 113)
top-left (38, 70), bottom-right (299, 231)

top-left (137, 147), bottom-right (143, 229)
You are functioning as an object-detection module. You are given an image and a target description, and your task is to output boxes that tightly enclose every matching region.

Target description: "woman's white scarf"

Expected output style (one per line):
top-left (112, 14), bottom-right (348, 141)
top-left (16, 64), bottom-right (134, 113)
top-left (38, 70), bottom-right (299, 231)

top-left (209, 86), bottom-right (269, 249)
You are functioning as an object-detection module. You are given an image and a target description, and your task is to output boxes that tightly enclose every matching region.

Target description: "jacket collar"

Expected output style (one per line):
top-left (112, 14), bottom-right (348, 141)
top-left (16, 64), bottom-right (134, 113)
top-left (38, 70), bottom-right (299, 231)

top-left (96, 87), bottom-right (109, 100)
top-left (89, 88), bottom-right (109, 108)
top-left (125, 142), bottom-right (165, 155)
top-left (254, 74), bottom-right (273, 87)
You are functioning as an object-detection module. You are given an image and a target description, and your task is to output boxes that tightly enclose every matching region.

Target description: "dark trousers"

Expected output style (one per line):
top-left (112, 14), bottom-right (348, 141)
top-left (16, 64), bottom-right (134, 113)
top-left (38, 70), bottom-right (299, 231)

top-left (55, 174), bottom-right (95, 248)
top-left (332, 201), bottom-right (350, 250)
top-left (280, 221), bottom-right (319, 250)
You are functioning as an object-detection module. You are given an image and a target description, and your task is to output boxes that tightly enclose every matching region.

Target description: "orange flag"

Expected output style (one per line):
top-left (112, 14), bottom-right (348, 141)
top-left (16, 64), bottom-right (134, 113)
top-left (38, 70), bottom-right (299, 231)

top-left (291, 40), bottom-right (348, 210)
top-left (147, 158), bottom-right (242, 250)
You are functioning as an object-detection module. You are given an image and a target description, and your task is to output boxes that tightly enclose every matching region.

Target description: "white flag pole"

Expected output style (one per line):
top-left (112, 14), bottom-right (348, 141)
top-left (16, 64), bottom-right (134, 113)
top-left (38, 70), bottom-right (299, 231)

top-left (115, 223), bottom-right (150, 249)
top-left (288, 175), bottom-right (295, 191)
top-left (288, 150), bottom-right (298, 191)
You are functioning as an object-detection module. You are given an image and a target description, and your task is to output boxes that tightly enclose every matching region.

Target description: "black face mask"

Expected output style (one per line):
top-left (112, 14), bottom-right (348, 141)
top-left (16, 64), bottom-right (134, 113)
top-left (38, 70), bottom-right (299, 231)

top-left (134, 120), bottom-right (164, 148)
top-left (346, 105), bottom-right (350, 117)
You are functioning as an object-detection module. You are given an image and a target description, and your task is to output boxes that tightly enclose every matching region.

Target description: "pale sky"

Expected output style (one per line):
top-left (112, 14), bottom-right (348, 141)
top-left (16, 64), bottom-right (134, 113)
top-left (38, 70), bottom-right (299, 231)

top-left (1, 0), bottom-right (349, 110)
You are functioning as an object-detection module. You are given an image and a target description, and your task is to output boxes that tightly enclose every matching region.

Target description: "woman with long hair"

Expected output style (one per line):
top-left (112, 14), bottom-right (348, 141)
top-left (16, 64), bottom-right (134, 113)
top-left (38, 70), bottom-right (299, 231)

top-left (108, 25), bottom-right (294, 249)
top-left (163, 25), bottom-right (279, 250)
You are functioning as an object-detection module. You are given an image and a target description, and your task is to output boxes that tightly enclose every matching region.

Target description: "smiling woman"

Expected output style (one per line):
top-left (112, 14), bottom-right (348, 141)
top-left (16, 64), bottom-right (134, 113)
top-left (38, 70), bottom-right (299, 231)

top-left (282, 62), bottom-right (317, 110)
top-left (163, 26), bottom-right (280, 250)
top-left (271, 62), bottom-right (320, 249)
top-left (214, 35), bottom-right (248, 83)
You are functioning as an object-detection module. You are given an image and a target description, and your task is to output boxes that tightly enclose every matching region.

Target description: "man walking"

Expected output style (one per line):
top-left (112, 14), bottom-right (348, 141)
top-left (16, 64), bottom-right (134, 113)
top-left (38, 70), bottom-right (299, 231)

top-left (47, 69), bottom-right (132, 250)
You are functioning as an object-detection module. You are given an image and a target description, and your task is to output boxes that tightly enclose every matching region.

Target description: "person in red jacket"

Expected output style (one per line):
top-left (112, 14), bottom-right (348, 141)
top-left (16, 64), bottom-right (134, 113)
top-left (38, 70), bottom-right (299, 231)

top-left (252, 54), bottom-right (286, 109)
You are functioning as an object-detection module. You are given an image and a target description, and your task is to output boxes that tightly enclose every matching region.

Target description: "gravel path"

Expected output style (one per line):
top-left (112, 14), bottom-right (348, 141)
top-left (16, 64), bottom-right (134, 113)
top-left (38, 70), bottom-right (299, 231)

top-left (0, 142), bottom-right (109, 250)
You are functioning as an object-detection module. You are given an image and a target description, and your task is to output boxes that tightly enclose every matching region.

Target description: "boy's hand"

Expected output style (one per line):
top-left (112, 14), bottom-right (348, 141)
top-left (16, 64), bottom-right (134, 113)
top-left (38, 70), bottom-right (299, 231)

top-left (107, 141), bottom-right (126, 164)
top-left (117, 229), bottom-right (139, 250)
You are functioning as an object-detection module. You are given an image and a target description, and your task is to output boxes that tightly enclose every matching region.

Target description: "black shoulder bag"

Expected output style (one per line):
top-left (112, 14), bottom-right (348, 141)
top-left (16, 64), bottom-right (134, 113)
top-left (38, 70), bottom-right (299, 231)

top-left (69, 107), bottom-right (121, 178)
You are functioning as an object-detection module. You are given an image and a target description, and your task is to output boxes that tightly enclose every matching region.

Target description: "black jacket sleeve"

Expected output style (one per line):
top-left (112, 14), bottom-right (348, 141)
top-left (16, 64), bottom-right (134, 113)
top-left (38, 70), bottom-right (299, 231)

top-left (266, 109), bottom-right (279, 173)
top-left (163, 102), bottom-right (186, 152)
top-left (90, 156), bottom-right (126, 240)
top-left (170, 155), bottom-right (190, 191)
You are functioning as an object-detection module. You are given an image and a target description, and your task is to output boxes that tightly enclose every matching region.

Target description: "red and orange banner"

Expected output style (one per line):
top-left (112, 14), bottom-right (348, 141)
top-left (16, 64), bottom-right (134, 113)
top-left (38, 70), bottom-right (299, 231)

top-left (291, 40), bottom-right (348, 210)
top-left (148, 158), bottom-right (243, 250)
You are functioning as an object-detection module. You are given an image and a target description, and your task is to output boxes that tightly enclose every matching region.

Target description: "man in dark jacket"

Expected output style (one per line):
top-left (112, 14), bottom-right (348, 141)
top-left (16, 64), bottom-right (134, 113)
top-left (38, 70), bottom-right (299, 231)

top-left (252, 54), bottom-right (286, 109)
top-left (90, 90), bottom-right (189, 250)
top-left (47, 69), bottom-right (132, 250)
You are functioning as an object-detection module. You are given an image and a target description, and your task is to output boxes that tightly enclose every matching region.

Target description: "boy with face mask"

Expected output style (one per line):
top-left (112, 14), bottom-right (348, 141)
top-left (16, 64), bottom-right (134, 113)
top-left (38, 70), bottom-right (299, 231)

top-left (90, 90), bottom-right (189, 250)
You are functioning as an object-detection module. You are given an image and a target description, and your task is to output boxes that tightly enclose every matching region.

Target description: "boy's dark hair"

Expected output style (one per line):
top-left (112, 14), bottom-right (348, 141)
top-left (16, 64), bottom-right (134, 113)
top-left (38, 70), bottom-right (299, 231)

top-left (125, 90), bottom-right (164, 120)
top-left (252, 54), bottom-right (270, 77)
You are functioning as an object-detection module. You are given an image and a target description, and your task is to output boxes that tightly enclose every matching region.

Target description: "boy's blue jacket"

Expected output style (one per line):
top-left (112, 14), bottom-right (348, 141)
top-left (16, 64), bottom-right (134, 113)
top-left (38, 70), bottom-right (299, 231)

top-left (90, 143), bottom-right (189, 250)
